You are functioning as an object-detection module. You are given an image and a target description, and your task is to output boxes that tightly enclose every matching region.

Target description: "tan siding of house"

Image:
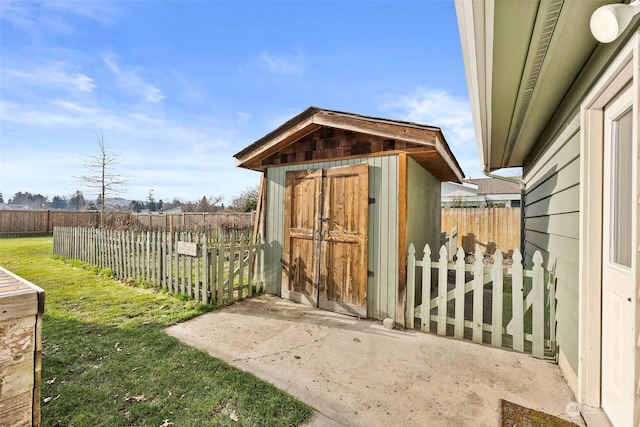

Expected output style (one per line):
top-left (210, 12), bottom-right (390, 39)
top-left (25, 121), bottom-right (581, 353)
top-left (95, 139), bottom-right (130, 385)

top-left (523, 113), bottom-right (580, 375)
top-left (264, 155), bottom-right (399, 321)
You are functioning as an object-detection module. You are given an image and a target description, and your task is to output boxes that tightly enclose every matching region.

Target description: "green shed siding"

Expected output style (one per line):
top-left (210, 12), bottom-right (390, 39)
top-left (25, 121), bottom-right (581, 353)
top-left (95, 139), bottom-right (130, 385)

top-left (406, 158), bottom-right (441, 304)
top-left (264, 155), bottom-right (399, 321)
top-left (523, 113), bottom-right (580, 375)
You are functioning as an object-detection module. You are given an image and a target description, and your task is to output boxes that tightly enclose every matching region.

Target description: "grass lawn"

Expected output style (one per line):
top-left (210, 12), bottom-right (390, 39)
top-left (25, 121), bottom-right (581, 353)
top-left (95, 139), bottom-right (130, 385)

top-left (0, 237), bottom-right (312, 427)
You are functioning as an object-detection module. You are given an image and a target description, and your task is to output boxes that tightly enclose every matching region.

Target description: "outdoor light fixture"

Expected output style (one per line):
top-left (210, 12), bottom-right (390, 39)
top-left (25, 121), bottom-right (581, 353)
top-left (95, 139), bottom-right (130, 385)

top-left (590, 0), bottom-right (640, 43)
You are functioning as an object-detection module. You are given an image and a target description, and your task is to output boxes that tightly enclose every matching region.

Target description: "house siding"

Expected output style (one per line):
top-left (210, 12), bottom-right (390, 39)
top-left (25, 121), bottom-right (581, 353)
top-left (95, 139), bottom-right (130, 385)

top-left (523, 113), bottom-right (580, 375)
top-left (264, 155), bottom-right (399, 321)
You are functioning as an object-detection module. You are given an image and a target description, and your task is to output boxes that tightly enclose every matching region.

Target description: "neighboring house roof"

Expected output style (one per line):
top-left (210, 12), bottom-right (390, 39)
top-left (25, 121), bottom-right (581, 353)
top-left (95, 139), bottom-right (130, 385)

top-left (454, 0), bottom-right (632, 171)
top-left (465, 178), bottom-right (521, 196)
top-left (163, 207), bottom-right (183, 215)
top-left (234, 106), bottom-right (464, 182)
top-left (442, 179), bottom-right (520, 206)
top-left (0, 204), bottom-right (31, 210)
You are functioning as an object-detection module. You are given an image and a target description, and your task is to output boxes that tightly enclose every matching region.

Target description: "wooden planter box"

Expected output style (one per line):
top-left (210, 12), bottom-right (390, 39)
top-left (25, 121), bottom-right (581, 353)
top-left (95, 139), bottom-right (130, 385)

top-left (0, 267), bottom-right (44, 427)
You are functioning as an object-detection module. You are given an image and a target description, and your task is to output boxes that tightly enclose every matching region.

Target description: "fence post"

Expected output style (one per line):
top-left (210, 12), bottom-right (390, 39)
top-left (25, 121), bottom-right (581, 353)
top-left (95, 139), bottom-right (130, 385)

top-left (247, 241), bottom-right (255, 297)
top-left (511, 249), bottom-right (524, 353)
top-left (437, 246), bottom-right (448, 335)
top-left (217, 242), bottom-right (225, 305)
top-left (454, 247), bottom-right (465, 339)
top-left (472, 247), bottom-right (484, 343)
top-left (491, 250), bottom-right (504, 347)
top-left (201, 234), bottom-right (208, 303)
top-left (406, 244), bottom-right (416, 329)
top-left (548, 268), bottom-right (556, 355)
top-left (420, 244), bottom-right (431, 333)
top-left (531, 251), bottom-right (545, 358)
top-left (238, 240), bottom-right (246, 301)
top-left (228, 241), bottom-right (236, 303)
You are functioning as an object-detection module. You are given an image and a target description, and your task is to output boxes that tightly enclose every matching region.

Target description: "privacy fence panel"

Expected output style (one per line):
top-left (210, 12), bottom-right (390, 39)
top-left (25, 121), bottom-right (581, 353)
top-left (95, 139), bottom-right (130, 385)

top-left (53, 227), bottom-right (264, 307)
top-left (0, 210), bottom-right (101, 236)
top-left (441, 208), bottom-right (521, 255)
top-left (407, 243), bottom-right (556, 359)
top-left (1, 210), bottom-right (254, 238)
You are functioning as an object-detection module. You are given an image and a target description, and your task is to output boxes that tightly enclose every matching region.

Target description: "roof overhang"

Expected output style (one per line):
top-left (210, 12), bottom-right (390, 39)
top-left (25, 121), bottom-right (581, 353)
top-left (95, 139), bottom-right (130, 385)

top-left (234, 107), bottom-right (465, 182)
top-left (455, 0), bottom-right (618, 171)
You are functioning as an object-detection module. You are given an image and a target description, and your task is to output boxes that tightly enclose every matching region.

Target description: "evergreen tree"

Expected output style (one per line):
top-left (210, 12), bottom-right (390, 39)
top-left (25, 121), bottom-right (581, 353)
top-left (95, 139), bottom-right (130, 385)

top-left (128, 200), bottom-right (143, 212)
top-left (51, 195), bottom-right (68, 209)
top-left (146, 189), bottom-right (157, 212)
top-left (68, 190), bottom-right (86, 210)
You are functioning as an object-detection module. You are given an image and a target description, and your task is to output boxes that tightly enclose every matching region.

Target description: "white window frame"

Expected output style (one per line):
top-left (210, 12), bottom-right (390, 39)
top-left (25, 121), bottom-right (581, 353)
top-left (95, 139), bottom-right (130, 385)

top-left (579, 31), bottom-right (639, 418)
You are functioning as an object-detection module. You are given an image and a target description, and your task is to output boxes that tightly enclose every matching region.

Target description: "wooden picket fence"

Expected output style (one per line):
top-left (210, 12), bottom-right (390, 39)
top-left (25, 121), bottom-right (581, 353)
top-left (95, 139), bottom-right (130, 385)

top-left (406, 244), bottom-right (556, 359)
top-left (53, 226), bottom-right (264, 306)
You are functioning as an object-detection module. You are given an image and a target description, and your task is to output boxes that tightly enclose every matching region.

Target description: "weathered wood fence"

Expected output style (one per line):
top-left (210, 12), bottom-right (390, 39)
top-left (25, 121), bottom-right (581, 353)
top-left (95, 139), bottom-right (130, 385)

top-left (406, 243), bottom-right (555, 359)
top-left (0, 210), bottom-right (254, 237)
top-left (0, 210), bottom-right (101, 236)
top-left (53, 226), bottom-right (264, 306)
top-left (134, 211), bottom-right (254, 231)
top-left (441, 208), bottom-right (521, 255)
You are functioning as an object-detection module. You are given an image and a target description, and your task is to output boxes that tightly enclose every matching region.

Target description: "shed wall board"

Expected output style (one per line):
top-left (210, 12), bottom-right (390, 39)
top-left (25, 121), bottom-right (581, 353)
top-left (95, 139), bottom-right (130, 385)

top-left (264, 155), bottom-right (399, 321)
top-left (523, 112), bottom-right (580, 377)
top-left (406, 158), bottom-right (441, 307)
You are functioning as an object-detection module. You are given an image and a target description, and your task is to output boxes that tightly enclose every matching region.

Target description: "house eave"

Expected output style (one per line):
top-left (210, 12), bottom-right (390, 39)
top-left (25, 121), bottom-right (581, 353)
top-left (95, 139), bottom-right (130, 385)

top-left (455, 0), bottom-right (613, 171)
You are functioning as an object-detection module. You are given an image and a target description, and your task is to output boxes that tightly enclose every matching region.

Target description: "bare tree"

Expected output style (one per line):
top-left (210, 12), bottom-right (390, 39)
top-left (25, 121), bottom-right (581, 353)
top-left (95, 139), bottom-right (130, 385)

top-left (75, 131), bottom-right (128, 226)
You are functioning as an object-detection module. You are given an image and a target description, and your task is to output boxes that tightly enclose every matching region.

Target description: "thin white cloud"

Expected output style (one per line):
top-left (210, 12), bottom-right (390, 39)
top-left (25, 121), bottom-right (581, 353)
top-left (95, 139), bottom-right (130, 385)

top-left (236, 111), bottom-right (251, 123)
top-left (43, 1), bottom-right (119, 26)
top-left (0, 97), bottom-right (229, 151)
top-left (379, 87), bottom-right (480, 178)
top-left (3, 62), bottom-right (96, 93)
top-left (0, 1), bottom-right (118, 35)
top-left (104, 57), bottom-right (164, 104)
top-left (256, 50), bottom-right (304, 75)
top-left (379, 88), bottom-right (475, 147)
top-left (173, 71), bottom-right (204, 100)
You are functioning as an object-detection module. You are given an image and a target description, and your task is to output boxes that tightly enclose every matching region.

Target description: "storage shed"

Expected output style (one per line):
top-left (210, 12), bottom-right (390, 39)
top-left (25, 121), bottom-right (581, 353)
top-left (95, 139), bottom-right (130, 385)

top-left (234, 107), bottom-right (464, 326)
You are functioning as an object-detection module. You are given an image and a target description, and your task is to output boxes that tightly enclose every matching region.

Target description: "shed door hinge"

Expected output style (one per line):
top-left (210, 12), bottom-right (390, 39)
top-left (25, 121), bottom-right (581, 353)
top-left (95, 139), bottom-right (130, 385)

top-left (369, 197), bottom-right (375, 204)
top-left (367, 270), bottom-right (374, 278)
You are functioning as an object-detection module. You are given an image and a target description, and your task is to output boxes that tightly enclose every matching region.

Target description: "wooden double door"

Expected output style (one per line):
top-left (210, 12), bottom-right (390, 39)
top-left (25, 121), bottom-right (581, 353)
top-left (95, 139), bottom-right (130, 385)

top-left (282, 164), bottom-right (368, 317)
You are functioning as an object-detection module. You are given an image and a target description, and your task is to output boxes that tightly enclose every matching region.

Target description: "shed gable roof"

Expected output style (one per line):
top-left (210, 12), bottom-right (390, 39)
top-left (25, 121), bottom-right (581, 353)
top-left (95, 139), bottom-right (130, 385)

top-left (234, 107), bottom-right (464, 182)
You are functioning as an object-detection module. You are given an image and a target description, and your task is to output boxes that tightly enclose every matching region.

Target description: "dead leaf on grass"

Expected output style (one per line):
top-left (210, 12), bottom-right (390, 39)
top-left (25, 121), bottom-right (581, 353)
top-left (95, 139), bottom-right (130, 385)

top-left (210, 403), bottom-right (224, 415)
top-left (229, 410), bottom-right (239, 421)
top-left (159, 420), bottom-right (174, 427)
top-left (125, 394), bottom-right (147, 402)
top-left (43, 394), bottom-right (60, 404)
top-left (46, 377), bottom-right (56, 384)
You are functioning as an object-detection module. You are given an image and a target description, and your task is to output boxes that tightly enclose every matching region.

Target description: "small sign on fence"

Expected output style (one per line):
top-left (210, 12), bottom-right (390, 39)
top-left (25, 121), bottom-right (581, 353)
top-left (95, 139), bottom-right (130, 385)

top-left (177, 241), bottom-right (200, 257)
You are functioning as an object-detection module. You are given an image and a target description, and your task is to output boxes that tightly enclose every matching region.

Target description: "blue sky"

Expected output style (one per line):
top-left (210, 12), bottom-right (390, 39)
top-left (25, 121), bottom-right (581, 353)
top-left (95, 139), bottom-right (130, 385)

top-left (1, 0), bottom-right (484, 205)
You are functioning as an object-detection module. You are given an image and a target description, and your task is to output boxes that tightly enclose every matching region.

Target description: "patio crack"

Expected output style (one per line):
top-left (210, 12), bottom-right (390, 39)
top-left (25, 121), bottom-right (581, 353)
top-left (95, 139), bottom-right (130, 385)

top-left (232, 328), bottom-right (331, 363)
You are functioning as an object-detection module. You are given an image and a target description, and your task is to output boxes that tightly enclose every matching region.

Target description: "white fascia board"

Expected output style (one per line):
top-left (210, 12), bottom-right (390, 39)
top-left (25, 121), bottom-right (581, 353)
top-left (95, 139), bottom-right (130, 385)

top-left (484, 194), bottom-right (521, 201)
top-left (454, 0), bottom-right (494, 171)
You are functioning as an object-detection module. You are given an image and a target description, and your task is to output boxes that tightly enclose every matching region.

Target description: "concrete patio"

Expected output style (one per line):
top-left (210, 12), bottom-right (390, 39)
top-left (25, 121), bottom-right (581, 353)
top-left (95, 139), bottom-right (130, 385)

top-left (166, 294), bottom-right (584, 427)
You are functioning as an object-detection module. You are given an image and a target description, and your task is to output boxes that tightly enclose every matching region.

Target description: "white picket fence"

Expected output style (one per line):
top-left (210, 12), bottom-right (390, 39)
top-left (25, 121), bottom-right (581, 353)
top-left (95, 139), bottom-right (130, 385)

top-left (406, 244), bottom-right (556, 359)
